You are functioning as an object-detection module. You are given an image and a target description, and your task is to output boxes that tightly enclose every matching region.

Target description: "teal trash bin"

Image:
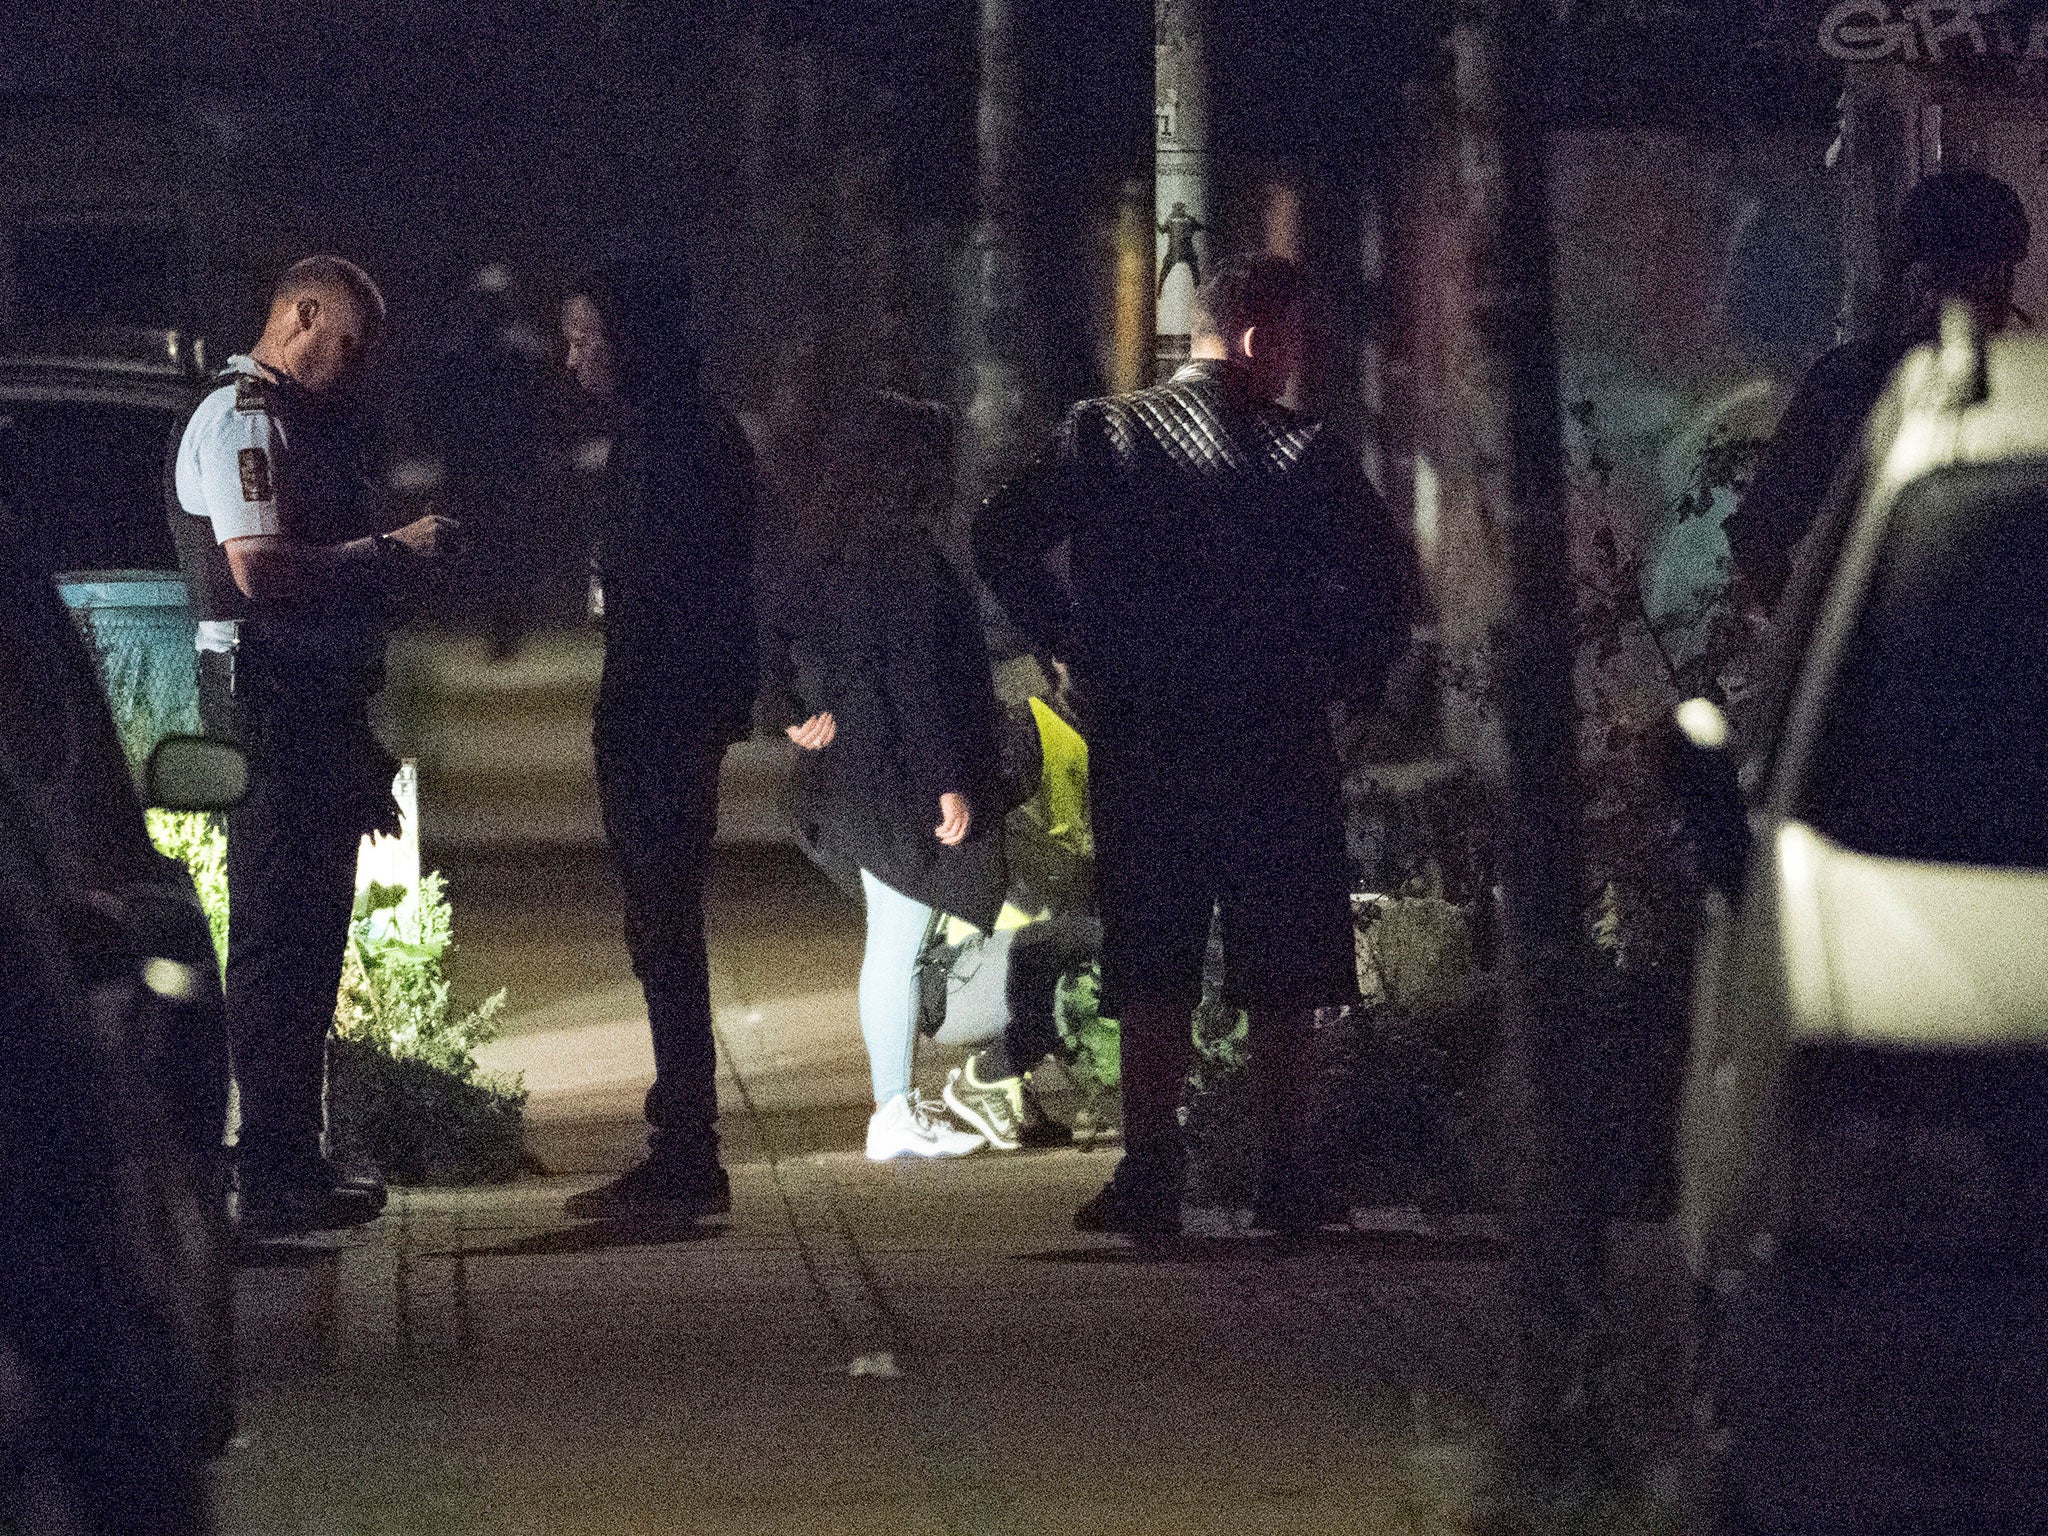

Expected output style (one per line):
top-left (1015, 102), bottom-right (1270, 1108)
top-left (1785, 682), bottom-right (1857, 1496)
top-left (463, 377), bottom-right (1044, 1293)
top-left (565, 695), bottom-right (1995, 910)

top-left (56, 569), bottom-right (200, 773)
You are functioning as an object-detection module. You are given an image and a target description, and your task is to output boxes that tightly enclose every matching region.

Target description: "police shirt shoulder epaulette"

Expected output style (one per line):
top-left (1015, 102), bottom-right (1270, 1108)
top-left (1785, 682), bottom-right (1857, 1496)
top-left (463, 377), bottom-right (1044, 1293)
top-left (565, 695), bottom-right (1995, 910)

top-left (234, 375), bottom-right (270, 414)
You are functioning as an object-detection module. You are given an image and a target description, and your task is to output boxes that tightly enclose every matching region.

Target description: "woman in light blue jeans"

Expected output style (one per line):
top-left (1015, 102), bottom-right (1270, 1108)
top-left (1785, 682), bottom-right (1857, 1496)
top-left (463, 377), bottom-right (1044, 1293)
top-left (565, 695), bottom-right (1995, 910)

top-left (759, 386), bottom-right (1006, 1159)
top-left (856, 870), bottom-right (931, 1107)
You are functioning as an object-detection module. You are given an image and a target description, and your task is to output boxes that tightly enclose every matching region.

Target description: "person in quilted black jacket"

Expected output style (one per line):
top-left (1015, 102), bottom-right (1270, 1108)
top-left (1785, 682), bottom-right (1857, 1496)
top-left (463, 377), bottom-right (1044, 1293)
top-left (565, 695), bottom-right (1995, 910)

top-left (974, 252), bottom-right (1416, 1237)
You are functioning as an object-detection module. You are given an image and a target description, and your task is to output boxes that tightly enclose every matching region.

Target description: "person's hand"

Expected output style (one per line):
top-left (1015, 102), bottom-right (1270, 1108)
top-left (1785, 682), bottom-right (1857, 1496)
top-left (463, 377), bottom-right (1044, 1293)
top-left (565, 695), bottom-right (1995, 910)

top-left (787, 712), bottom-right (837, 751)
top-left (935, 792), bottom-right (971, 847)
top-left (391, 513), bottom-right (463, 558)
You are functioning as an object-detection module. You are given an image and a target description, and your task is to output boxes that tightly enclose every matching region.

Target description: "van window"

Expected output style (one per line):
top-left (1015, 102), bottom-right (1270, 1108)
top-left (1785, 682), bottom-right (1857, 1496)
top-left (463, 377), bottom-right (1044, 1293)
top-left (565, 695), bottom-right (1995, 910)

top-left (1800, 464), bottom-right (2048, 868)
top-left (0, 400), bottom-right (179, 575)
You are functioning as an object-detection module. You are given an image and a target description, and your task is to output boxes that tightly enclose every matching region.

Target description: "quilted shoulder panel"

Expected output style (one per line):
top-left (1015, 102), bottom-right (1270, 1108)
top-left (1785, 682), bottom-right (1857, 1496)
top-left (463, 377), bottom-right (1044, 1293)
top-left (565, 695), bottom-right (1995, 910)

top-left (1099, 380), bottom-right (1323, 478)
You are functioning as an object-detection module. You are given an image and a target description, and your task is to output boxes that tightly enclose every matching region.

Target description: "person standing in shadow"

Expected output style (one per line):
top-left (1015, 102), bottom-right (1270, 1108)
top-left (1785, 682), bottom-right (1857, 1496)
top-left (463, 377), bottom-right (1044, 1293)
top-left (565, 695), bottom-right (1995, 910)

top-left (558, 257), bottom-right (760, 1221)
top-left (1726, 169), bottom-right (2032, 612)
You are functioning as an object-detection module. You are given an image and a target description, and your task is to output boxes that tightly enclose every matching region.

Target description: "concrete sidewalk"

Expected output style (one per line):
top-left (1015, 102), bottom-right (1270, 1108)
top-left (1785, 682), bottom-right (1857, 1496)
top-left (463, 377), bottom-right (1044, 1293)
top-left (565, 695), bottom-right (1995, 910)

top-left (215, 849), bottom-right (1532, 1534)
top-left (221, 1159), bottom-right (1512, 1533)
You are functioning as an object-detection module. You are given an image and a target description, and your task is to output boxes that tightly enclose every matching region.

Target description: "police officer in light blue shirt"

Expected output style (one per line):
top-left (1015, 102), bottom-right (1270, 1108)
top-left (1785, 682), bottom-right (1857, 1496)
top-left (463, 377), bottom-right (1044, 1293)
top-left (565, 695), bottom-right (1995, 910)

top-left (169, 255), bottom-right (458, 1237)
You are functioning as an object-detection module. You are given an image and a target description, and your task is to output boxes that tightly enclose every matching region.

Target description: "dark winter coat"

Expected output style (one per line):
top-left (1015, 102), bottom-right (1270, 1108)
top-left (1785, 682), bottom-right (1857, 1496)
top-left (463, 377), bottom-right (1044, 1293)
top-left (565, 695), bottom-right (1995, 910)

top-left (1723, 332), bottom-right (1916, 608)
top-left (973, 358), bottom-right (1415, 771)
top-left (759, 533), bottom-right (1006, 933)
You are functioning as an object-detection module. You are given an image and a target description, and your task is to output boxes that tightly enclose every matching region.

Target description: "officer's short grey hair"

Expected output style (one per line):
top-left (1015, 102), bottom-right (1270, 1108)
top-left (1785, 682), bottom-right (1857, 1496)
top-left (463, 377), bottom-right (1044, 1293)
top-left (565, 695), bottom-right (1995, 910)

top-left (273, 255), bottom-right (388, 326)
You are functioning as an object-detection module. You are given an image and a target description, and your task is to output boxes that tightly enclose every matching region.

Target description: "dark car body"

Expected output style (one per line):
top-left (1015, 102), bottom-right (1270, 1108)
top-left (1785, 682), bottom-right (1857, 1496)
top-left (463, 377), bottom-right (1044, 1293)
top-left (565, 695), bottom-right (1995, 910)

top-left (0, 331), bottom-right (234, 1531)
top-left (0, 542), bottom-right (237, 1534)
top-left (1679, 329), bottom-right (2048, 1532)
top-left (0, 325), bottom-right (208, 578)
top-left (0, 327), bottom-right (227, 1184)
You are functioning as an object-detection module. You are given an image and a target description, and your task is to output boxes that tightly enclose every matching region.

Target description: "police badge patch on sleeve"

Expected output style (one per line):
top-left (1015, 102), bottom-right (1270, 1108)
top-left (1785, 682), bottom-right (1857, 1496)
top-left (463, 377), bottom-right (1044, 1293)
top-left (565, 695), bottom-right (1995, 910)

top-left (239, 447), bottom-right (275, 503)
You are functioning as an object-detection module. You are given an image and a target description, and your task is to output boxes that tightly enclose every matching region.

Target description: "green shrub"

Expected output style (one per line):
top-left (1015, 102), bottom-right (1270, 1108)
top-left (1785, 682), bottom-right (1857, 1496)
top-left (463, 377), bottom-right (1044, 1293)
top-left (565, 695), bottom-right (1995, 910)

top-left (1046, 927), bottom-right (1249, 1098)
top-left (331, 876), bottom-right (525, 1184)
top-left (1053, 965), bottom-right (1120, 1092)
top-left (143, 817), bottom-right (526, 1186)
top-left (145, 810), bottom-right (229, 976)
top-left (327, 1037), bottom-right (526, 1186)
top-left (1047, 891), bottom-right (1511, 1211)
top-left (1347, 985), bottom-right (1499, 1213)
top-left (338, 875), bottom-right (506, 1077)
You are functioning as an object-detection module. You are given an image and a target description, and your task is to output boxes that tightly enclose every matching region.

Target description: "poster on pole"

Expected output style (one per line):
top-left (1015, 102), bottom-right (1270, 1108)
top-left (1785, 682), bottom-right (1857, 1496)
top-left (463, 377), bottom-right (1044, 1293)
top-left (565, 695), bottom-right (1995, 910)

top-left (1155, 0), bottom-right (1209, 376)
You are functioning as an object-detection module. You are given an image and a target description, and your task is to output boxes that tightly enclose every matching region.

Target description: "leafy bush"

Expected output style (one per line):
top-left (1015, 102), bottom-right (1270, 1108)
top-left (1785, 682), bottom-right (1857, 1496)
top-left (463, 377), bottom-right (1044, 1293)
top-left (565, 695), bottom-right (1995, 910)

top-left (327, 1039), bottom-right (526, 1186)
top-left (1050, 921), bottom-right (1250, 1097)
top-left (331, 876), bottom-right (525, 1184)
top-left (337, 876), bottom-right (506, 1076)
top-left (1566, 400), bottom-right (1753, 980)
top-left (145, 810), bottom-right (229, 976)
top-left (1053, 965), bottom-right (1120, 1092)
top-left (143, 818), bottom-right (526, 1186)
top-left (1563, 402), bottom-right (1757, 1215)
top-left (1347, 989), bottom-right (1499, 1213)
top-left (1397, 403), bottom-right (1762, 1218)
top-left (1338, 897), bottom-right (1500, 1211)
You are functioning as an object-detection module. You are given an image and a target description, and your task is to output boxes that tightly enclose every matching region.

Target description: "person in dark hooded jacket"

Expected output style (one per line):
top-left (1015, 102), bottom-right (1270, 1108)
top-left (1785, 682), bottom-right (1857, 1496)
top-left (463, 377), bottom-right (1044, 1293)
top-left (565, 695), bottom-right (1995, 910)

top-left (759, 384), bottom-right (1003, 1160)
top-left (557, 256), bottom-right (759, 1220)
top-left (1726, 170), bottom-right (2032, 611)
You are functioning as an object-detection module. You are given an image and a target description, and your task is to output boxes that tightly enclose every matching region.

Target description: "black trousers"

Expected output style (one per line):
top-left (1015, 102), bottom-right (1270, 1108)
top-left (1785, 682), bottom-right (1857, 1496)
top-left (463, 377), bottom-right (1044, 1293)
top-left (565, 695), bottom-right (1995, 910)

top-left (203, 650), bottom-right (362, 1182)
top-left (595, 722), bottom-right (728, 1170)
top-left (222, 765), bottom-right (360, 1180)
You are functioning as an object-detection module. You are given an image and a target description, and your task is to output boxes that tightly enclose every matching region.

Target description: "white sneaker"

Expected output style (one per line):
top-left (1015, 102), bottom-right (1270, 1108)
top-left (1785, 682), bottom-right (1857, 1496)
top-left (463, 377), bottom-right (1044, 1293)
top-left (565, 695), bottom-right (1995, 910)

top-left (865, 1092), bottom-right (986, 1161)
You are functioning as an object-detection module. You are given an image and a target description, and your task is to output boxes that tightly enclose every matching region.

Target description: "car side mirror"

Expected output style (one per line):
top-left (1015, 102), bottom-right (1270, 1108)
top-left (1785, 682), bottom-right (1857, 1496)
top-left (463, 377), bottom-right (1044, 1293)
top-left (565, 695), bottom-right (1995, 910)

top-left (145, 735), bottom-right (249, 813)
top-left (1662, 699), bottom-right (1747, 900)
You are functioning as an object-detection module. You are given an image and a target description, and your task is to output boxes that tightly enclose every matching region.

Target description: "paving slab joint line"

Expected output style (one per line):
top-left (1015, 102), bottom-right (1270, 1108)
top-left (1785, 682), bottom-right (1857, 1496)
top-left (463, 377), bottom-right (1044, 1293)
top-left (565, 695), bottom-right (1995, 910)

top-left (711, 1015), bottom-right (907, 1362)
top-left (711, 1021), bottom-right (1031, 1536)
top-left (735, 1016), bottom-right (1240, 1532)
top-left (306, 1244), bottom-right (342, 1372)
top-left (331, 1191), bottom-right (468, 1370)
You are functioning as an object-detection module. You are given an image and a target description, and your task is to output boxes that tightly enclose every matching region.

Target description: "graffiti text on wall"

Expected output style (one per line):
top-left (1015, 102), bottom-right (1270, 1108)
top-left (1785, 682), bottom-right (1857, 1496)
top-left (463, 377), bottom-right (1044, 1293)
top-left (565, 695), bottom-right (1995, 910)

top-left (1819, 0), bottom-right (2048, 61)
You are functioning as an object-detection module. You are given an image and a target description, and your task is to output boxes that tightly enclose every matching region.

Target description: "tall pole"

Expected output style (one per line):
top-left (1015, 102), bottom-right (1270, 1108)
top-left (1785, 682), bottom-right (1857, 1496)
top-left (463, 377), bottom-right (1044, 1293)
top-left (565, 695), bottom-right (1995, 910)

top-left (966, 0), bottom-right (1044, 516)
top-left (753, 40), bottom-right (834, 553)
top-left (831, 84), bottom-right (905, 384)
top-left (1839, 63), bottom-right (1910, 342)
top-left (1357, 182), bottom-right (1390, 497)
top-left (1450, 5), bottom-right (1611, 1514)
top-left (1154, 0), bottom-right (1211, 379)
top-left (1108, 176), bottom-right (1155, 395)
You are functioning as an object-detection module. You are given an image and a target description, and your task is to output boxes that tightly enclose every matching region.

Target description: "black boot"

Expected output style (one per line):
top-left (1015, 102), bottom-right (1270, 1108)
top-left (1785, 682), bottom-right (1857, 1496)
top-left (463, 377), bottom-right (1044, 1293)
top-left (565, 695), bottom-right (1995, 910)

top-left (563, 1155), bottom-right (730, 1221)
top-left (1074, 1153), bottom-right (1183, 1239)
top-left (238, 1154), bottom-right (385, 1238)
